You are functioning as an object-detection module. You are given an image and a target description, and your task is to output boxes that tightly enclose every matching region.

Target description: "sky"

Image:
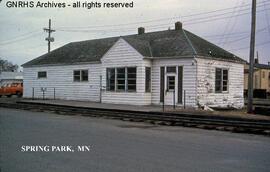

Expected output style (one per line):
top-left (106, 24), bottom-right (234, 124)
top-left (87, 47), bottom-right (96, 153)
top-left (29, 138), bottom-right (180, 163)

top-left (0, 0), bottom-right (270, 69)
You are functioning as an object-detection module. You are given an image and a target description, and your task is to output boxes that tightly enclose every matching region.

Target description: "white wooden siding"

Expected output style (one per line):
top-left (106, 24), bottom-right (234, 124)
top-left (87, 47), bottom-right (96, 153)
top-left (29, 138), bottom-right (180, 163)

top-left (151, 58), bottom-right (197, 107)
top-left (101, 38), bottom-right (151, 105)
top-left (196, 58), bottom-right (244, 108)
top-left (23, 38), bottom-right (244, 109)
top-left (23, 64), bottom-right (101, 101)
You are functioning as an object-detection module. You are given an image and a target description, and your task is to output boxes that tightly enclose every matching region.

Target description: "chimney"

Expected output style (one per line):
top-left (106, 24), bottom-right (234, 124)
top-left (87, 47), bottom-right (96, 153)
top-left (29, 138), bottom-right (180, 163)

top-left (254, 58), bottom-right (259, 64)
top-left (175, 22), bottom-right (182, 30)
top-left (138, 27), bottom-right (145, 35)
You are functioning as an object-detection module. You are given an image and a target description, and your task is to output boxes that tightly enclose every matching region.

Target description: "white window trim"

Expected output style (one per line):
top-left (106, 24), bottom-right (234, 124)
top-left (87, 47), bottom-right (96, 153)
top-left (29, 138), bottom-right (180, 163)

top-left (37, 71), bottom-right (47, 79)
top-left (107, 67), bottom-right (137, 92)
top-left (73, 69), bottom-right (89, 82)
top-left (215, 68), bottom-right (229, 93)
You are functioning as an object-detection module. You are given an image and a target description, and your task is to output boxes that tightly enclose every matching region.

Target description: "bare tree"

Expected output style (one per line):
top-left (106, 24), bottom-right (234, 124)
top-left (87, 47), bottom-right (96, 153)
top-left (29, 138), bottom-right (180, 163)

top-left (0, 58), bottom-right (19, 72)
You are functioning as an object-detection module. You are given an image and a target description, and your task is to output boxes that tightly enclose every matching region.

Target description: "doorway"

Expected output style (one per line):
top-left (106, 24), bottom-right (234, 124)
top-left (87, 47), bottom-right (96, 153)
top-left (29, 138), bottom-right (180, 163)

top-left (160, 66), bottom-right (183, 105)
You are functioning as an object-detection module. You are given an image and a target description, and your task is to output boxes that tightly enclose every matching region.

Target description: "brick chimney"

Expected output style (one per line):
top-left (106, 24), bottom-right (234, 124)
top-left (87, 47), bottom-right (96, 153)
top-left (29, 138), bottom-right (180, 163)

top-left (138, 27), bottom-right (145, 35)
top-left (175, 22), bottom-right (182, 30)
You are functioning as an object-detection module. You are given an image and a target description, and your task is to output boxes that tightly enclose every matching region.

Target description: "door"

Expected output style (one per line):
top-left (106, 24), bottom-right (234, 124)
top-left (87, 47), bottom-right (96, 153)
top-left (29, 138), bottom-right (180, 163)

top-left (165, 74), bottom-right (176, 105)
top-left (160, 66), bottom-right (183, 105)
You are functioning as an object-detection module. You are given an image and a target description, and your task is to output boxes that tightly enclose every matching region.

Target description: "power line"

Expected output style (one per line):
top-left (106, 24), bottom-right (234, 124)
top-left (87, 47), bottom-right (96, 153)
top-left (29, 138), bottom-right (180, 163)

top-left (218, 26), bottom-right (268, 44)
top-left (182, 7), bottom-right (269, 26)
top-left (229, 41), bottom-right (270, 51)
top-left (0, 29), bottom-right (40, 41)
top-left (263, 0), bottom-right (270, 37)
top-left (0, 33), bottom-right (41, 46)
top-left (219, 0), bottom-right (241, 45)
top-left (0, 43), bottom-right (45, 51)
top-left (222, 0), bottom-right (246, 46)
top-left (203, 31), bottom-right (250, 38)
top-left (0, 29), bottom-right (40, 42)
top-left (56, 0), bottom-right (270, 30)
top-left (56, 7), bottom-right (270, 34)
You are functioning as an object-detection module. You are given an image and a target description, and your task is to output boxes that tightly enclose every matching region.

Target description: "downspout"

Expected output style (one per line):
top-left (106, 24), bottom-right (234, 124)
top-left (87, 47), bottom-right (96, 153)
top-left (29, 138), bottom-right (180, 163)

top-left (182, 29), bottom-right (199, 107)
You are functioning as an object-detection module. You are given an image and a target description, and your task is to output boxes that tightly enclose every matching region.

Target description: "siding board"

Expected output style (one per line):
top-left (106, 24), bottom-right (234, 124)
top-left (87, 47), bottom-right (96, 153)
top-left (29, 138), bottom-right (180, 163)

top-left (196, 58), bottom-right (244, 108)
top-left (101, 38), bottom-right (151, 105)
top-left (23, 64), bottom-right (101, 101)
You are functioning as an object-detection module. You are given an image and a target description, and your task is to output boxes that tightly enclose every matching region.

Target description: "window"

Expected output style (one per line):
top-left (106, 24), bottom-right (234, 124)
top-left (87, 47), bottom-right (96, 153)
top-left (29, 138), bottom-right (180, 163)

top-left (262, 71), bottom-right (265, 78)
top-left (106, 67), bottom-right (136, 92)
top-left (127, 68), bottom-right (136, 91)
top-left (222, 69), bottom-right (228, 91)
top-left (167, 66), bottom-right (176, 73)
top-left (73, 70), bottom-right (81, 82)
top-left (167, 76), bottom-right (175, 91)
top-left (107, 68), bottom-right (115, 91)
top-left (81, 70), bottom-right (88, 81)
top-left (73, 70), bottom-right (88, 82)
top-left (38, 71), bottom-right (47, 79)
top-left (145, 67), bottom-right (151, 92)
top-left (215, 68), bottom-right (228, 93)
top-left (117, 68), bottom-right (125, 91)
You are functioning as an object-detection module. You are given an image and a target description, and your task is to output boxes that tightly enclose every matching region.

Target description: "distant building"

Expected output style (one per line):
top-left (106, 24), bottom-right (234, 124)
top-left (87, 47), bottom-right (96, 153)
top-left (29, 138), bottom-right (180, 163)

top-left (22, 22), bottom-right (245, 109)
top-left (244, 59), bottom-right (270, 93)
top-left (0, 71), bottom-right (23, 86)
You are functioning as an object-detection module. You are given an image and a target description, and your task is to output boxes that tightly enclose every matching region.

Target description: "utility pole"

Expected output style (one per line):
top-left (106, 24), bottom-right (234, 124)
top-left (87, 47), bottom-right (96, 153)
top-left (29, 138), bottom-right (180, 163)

top-left (44, 19), bottom-right (55, 53)
top-left (247, 0), bottom-right (257, 113)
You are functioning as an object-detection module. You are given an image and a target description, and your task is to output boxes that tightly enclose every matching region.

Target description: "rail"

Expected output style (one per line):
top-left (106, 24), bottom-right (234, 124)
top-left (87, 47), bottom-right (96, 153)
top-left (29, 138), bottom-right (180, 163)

top-left (0, 101), bottom-right (269, 136)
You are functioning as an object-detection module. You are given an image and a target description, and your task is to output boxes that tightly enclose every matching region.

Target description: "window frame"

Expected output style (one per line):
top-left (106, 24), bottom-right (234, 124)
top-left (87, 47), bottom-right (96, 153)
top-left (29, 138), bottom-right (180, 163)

top-left (127, 67), bottom-right (137, 92)
top-left (106, 67), bottom-right (137, 92)
top-left (215, 68), bottom-right (229, 93)
top-left (166, 66), bottom-right (176, 73)
top-left (73, 69), bottom-right (89, 82)
top-left (145, 67), bottom-right (151, 92)
top-left (106, 68), bottom-right (116, 91)
top-left (116, 68), bottom-right (126, 91)
top-left (37, 71), bottom-right (47, 79)
top-left (167, 75), bottom-right (176, 92)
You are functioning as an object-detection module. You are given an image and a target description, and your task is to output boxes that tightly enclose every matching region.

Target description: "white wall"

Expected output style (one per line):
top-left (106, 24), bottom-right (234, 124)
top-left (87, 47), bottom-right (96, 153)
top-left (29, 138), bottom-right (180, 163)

top-left (23, 40), bottom-right (244, 109)
top-left (151, 58), bottom-right (197, 107)
top-left (101, 38), bottom-right (151, 105)
top-left (23, 63), bottom-right (101, 101)
top-left (196, 58), bottom-right (244, 108)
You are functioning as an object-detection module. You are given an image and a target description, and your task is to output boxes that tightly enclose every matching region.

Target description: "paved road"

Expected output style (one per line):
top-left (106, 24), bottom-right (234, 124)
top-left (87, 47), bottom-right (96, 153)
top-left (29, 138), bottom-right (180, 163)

top-left (1, 108), bottom-right (270, 172)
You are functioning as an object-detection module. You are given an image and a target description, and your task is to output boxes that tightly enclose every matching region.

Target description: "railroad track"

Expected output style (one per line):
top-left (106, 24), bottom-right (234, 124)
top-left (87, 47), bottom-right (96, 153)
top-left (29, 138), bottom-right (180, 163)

top-left (1, 101), bottom-right (270, 136)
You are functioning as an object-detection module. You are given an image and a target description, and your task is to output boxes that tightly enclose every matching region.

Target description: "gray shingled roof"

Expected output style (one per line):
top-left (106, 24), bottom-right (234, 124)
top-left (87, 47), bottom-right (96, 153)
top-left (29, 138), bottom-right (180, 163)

top-left (22, 29), bottom-right (244, 67)
top-left (254, 63), bottom-right (270, 69)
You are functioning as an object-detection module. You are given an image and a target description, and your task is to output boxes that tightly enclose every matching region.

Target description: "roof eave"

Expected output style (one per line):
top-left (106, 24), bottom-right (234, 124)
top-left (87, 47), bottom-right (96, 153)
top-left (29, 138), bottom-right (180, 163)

top-left (22, 61), bottom-right (101, 68)
top-left (143, 55), bottom-right (195, 60)
top-left (196, 55), bottom-right (246, 64)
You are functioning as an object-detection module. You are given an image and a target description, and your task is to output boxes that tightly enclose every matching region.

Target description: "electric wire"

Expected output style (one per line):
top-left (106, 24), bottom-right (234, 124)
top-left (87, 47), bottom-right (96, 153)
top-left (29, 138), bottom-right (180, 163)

top-left (56, 7), bottom-right (270, 34)
top-left (222, 0), bottom-right (245, 46)
top-left (57, 0), bottom-right (270, 29)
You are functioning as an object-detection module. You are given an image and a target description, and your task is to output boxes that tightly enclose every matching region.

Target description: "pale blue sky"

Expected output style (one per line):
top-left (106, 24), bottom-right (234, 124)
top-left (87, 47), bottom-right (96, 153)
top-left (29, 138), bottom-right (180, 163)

top-left (0, 0), bottom-right (269, 68)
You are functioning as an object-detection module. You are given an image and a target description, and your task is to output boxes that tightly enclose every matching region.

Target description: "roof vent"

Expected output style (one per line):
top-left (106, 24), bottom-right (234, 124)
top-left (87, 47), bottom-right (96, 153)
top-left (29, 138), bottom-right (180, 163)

top-left (138, 27), bottom-right (145, 35)
top-left (175, 22), bottom-right (182, 30)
